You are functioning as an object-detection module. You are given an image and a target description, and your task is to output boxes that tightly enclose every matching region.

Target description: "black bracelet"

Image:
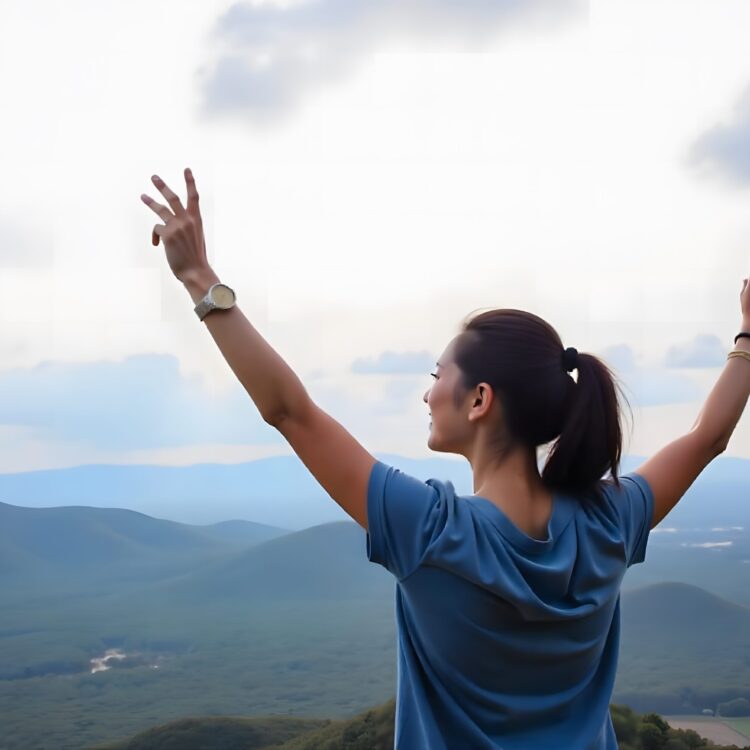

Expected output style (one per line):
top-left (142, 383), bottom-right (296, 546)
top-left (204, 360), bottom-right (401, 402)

top-left (735, 332), bottom-right (750, 345)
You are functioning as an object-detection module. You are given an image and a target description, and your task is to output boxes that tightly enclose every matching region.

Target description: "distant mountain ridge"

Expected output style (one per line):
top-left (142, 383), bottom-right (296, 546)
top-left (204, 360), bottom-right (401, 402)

top-left (0, 453), bottom-right (748, 529)
top-left (0, 500), bottom-right (290, 594)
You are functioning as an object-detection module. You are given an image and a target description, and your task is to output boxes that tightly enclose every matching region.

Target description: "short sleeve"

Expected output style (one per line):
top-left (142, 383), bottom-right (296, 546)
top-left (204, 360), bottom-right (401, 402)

top-left (610, 472), bottom-right (655, 567)
top-left (365, 460), bottom-right (444, 581)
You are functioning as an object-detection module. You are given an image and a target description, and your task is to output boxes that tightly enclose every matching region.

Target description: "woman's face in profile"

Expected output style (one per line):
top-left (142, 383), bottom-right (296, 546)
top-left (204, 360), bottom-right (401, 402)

top-left (424, 338), bottom-right (460, 446)
top-left (424, 336), bottom-right (499, 452)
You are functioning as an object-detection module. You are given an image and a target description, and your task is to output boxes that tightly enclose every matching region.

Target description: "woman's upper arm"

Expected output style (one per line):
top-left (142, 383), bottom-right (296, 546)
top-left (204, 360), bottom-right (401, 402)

top-left (273, 401), bottom-right (378, 531)
top-left (632, 430), bottom-right (721, 530)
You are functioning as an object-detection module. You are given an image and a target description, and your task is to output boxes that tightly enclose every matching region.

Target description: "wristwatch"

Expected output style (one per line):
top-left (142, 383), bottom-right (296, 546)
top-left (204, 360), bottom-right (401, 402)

top-left (194, 282), bottom-right (237, 321)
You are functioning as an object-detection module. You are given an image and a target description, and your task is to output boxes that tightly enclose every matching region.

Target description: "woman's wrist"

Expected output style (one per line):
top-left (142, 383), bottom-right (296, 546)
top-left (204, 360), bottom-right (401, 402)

top-left (183, 266), bottom-right (221, 305)
top-left (735, 324), bottom-right (750, 352)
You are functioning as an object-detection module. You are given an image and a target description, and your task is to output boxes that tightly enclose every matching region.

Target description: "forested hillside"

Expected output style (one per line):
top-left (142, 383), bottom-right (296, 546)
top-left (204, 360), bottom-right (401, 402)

top-left (90, 701), bottom-right (750, 749)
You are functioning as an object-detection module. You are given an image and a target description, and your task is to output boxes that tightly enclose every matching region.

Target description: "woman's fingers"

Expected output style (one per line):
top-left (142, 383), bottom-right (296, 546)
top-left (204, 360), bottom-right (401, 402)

top-left (140, 193), bottom-right (173, 223)
top-left (151, 174), bottom-right (186, 216)
top-left (184, 167), bottom-right (200, 215)
top-left (140, 168), bottom-right (203, 253)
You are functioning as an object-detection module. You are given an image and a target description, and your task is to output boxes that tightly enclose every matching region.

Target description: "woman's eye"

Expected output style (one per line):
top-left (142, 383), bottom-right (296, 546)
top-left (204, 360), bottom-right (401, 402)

top-left (430, 373), bottom-right (438, 379)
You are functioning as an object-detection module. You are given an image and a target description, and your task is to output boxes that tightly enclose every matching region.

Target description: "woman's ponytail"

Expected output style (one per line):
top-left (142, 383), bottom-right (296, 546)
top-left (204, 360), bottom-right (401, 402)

top-left (541, 352), bottom-right (630, 494)
top-left (452, 309), bottom-right (633, 497)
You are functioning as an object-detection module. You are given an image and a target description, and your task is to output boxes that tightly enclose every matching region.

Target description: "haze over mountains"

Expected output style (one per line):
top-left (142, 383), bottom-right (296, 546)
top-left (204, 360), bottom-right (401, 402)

top-left (0, 453), bottom-right (748, 529)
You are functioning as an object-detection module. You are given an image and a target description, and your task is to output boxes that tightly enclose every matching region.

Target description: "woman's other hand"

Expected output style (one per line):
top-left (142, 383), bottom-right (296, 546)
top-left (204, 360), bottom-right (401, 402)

top-left (140, 167), bottom-right (210, 284)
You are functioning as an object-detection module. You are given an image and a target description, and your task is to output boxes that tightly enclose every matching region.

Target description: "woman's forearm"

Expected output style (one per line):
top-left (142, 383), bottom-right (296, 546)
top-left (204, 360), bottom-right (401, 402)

top-left (182, 266), bottom-right (311, 425)
top-left (692, 320), bottom-right (750, 449)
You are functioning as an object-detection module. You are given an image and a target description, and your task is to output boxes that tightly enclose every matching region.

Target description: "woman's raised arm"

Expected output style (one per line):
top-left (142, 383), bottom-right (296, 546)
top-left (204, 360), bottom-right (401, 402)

top-left (140, 168), bottom-right (311, 425)
top-left (632, 277), bottom-right (750, 529)
top-left (140, 168), bottom-right (379, 530)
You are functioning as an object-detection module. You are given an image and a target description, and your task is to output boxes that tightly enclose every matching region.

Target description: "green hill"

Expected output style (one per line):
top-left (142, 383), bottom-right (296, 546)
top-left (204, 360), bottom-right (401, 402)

top-left (0, 501), bottom-right (290, 596)
top-left (89, 714), bottom-right (341, 750)
top-left (617, 582), bottom-right (750, 713)
top-left (90, 700), bottom-right (749, 750)
top-left (622, 581), bottom-right (750, 635)
top-left (148, 520), bottom-right (393, 604)
top-left (88, 701), bottom-right (397, 750)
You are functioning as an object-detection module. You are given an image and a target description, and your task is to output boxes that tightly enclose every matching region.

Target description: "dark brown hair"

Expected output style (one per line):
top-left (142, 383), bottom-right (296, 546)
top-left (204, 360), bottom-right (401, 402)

top-left (450, 308), bottom-right (632, 496)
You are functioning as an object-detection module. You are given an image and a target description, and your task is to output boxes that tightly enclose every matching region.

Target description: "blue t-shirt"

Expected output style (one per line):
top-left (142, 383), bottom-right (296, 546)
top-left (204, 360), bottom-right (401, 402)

top-left (365, 460), bottom-right (654, 750)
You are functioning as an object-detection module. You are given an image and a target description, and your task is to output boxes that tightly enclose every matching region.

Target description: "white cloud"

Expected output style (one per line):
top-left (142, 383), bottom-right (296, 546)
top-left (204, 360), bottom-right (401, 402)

top-left (663, 334), bottom-right (728, 368)
top-left (0, 355), bottom-right (281, 451)
top-left (688, 83), bottom-right (750, 188)
top-left (710, 526), bottom-right (744, 532)
top-left (199, 0), bottom-right (584, 121)
top-left (615, 368), bottom-right (703, 409)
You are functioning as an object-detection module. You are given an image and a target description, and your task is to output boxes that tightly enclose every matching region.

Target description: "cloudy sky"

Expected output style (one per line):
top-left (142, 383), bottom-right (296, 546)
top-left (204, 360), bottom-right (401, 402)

top-left (1, 0), bottom-right (750, 475)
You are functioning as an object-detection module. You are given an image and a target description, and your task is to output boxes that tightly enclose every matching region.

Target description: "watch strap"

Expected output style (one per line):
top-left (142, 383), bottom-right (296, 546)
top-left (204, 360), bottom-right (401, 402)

top-left (195, 296), bottom-right (214, 321)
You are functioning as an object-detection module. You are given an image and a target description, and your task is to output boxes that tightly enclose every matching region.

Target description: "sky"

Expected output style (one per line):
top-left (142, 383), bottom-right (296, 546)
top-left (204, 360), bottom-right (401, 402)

top-left (1, 0), bottom-right (750, 474)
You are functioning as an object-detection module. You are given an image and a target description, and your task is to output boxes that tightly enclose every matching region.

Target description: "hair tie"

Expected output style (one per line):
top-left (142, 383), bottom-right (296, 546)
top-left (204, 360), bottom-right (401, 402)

top-left (562, 347), bottom-right (579, 372)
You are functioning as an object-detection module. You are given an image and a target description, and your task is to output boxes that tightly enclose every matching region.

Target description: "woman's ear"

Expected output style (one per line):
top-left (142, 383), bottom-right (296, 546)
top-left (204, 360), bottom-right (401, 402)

top-left (468, 384), bottom-right (492, 421)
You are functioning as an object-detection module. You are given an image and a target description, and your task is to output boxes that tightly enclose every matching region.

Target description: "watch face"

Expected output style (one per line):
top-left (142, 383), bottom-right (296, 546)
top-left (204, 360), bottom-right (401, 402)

top-left (212, 284), bottom-right (236, 309)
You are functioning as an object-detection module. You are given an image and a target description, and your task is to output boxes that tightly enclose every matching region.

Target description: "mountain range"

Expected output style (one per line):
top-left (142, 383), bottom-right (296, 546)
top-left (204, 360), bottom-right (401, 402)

top-left (1, 452), bottom-right (747, 529)
top-left (2, 453), bottom-right (749, 748)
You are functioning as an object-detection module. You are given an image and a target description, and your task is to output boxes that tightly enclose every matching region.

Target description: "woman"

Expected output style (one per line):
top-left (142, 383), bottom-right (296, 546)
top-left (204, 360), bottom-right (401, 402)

top-left (141, 168), bottom-right (750, 749)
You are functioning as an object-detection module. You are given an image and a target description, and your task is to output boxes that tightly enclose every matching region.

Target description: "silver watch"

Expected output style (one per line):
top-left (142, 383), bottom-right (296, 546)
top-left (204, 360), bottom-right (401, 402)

top-left (194, 283), bottom-right (237, 321)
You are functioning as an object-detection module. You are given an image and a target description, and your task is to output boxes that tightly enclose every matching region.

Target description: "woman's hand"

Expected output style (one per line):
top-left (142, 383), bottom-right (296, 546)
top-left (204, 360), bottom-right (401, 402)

top-left (140, 168), bottom-right (211, 284)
